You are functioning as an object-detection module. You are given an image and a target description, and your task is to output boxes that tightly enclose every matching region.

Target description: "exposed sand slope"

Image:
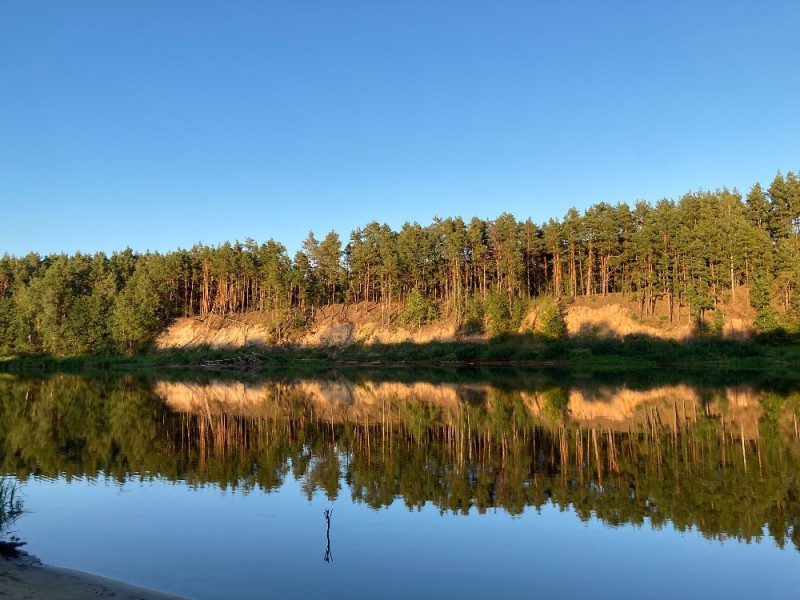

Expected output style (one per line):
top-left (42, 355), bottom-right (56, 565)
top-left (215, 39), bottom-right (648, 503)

top-left (295, 303), bottom-right (461, 346)
top-left (155, 292), bottom-right (756, 349)
top-left (0, 553), bottom-right (186, 600)
top-left (563, 302), bottom-right (691, 339)
top-left (155, 302), bottom-right (460, 350)
top-left (156, 312), bottom-right (271, 349)
top-left (557, 291), bottom-right (754, 340)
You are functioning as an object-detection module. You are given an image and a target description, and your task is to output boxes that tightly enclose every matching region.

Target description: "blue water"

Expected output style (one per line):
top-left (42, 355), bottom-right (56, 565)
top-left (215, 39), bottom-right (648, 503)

top-left (14, 472), bottom-right (800, 599)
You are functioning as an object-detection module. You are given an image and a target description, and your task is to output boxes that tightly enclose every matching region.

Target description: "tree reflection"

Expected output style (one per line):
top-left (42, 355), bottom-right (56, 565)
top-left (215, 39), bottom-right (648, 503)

top-left (0, 374), bottom-right (799, 552)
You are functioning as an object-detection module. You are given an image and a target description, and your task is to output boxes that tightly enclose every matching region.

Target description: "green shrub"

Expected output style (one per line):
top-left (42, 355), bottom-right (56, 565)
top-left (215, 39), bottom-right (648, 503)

top-left (711, 309), bottom-right (725, 335)
top-left (755, 307), bottom-right (780, 334)
top-left (510, 297), bottom-right (531, 332)
top-left (750, 276), bottom-right (773, 311)
top-left (538, 300), bottom-right (567, 340)
top-left (485, 291), bottom-right (511, 337)
top-left (400, 288), bottom-right (438, 328)
top-left (0, 477), bottom-right (23, 533)
top-left (461, 295), bottom-right (485, 334)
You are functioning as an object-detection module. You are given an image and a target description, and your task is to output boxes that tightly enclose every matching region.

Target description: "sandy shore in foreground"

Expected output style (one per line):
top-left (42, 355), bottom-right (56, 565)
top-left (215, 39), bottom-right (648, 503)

top-left (0, 552), bottom-right (186, 599)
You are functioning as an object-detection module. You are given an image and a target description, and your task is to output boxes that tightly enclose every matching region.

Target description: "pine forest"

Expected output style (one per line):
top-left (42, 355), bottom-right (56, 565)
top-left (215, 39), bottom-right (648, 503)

top-left (2, 171), bottom-right (799, 356)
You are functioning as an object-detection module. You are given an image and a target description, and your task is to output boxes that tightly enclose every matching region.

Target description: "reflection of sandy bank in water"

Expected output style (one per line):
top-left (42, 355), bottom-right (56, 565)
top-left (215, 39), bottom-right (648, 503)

top-left (153, 380), bottom-right (767, 438)
top-left (154, 379), bottom-right (491, 420)
top-left (555, 385), bottom-right (764, 439)
top-left (154, 380), bottom-right (268, 414)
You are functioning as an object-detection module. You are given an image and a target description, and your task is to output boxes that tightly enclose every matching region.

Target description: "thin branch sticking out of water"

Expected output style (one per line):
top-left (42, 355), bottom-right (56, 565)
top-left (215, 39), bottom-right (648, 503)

top-left (324, 509), bottom-right (333, 563)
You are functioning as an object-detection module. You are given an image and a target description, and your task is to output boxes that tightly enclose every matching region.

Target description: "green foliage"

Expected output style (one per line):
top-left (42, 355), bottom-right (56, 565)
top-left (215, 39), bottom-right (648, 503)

top-left (485, 291), bottom-right (512, 337)
top-left (710, 309), bottom-right (725, 336)
top-left (538, 299), bottom-right (567, 340)
top-left (0, 297), bottom-right (16, 354)
top-left (755, 307), bottom-right (783, 335)
top-left (0, 170), bottom-right (799, 358)
top-left (509, 296), bottom-right (530, 332)
top-left (0, 477), bottom-right (23, 534)
top-left (400, 288), bottom-right (438, 327)
top-left (111, 264), bottom-right (163, 354)
top-left (750, 276), bottom-right (773, 311)
top-left (460, 295), bottom-right (485, 334)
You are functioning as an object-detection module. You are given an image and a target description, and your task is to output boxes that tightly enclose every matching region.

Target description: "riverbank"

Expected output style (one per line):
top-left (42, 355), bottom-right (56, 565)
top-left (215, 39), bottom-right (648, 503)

top-left (0, 551), bottom-right (185, 599)
top-left (2, 333), bottom-right (799, 376)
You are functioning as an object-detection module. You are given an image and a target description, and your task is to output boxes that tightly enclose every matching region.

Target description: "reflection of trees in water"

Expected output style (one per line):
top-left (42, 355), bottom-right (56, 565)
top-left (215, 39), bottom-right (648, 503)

top-left (1, 375), bottom-right (800, 551)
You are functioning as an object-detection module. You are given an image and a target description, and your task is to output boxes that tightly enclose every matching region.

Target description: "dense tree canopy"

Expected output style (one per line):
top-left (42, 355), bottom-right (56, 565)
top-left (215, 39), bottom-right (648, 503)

top-left (1, 171), bottom-right (799, 355)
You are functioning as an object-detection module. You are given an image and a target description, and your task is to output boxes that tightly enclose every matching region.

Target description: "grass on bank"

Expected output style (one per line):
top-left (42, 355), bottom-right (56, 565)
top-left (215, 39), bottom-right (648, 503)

top-left (0, 477), bottom-right (24, 558)
top-left (1, 331), bottom-right (799, 376)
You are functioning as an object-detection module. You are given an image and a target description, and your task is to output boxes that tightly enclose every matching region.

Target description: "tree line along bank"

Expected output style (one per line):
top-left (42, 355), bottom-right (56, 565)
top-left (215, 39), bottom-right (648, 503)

top-left (1, 171), bottom-right (799, 356)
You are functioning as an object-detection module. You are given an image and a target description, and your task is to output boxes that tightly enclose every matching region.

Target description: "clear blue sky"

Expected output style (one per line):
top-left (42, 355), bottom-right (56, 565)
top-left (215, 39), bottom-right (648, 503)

top-left (1, 1), bottom-right (798, 257)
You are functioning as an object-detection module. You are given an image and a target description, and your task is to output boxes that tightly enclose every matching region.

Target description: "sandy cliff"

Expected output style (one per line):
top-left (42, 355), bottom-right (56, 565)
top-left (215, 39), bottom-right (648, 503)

top-left (155, 292), bottom-right (756, 350)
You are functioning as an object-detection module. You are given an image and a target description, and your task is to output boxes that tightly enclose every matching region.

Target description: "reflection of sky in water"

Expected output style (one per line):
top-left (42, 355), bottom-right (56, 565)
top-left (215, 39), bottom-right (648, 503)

top-left (15, 474), bottom-right (800, 600)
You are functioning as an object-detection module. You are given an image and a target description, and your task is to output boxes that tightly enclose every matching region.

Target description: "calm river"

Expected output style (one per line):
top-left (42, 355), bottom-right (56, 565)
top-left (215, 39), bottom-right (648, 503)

top-left (1, 369), bottom-right (799, 598)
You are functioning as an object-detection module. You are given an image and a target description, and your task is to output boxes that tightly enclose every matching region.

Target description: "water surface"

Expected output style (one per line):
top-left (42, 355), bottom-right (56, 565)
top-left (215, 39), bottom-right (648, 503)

top-left (2, 371), bottom-right (799, 598)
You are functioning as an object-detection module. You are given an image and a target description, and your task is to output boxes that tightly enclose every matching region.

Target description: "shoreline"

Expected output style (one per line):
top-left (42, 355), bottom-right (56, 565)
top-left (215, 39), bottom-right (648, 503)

top-left (0, 551), bottom-right (186, 600)
top-left (2, 334), bottom-right (797, 373)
